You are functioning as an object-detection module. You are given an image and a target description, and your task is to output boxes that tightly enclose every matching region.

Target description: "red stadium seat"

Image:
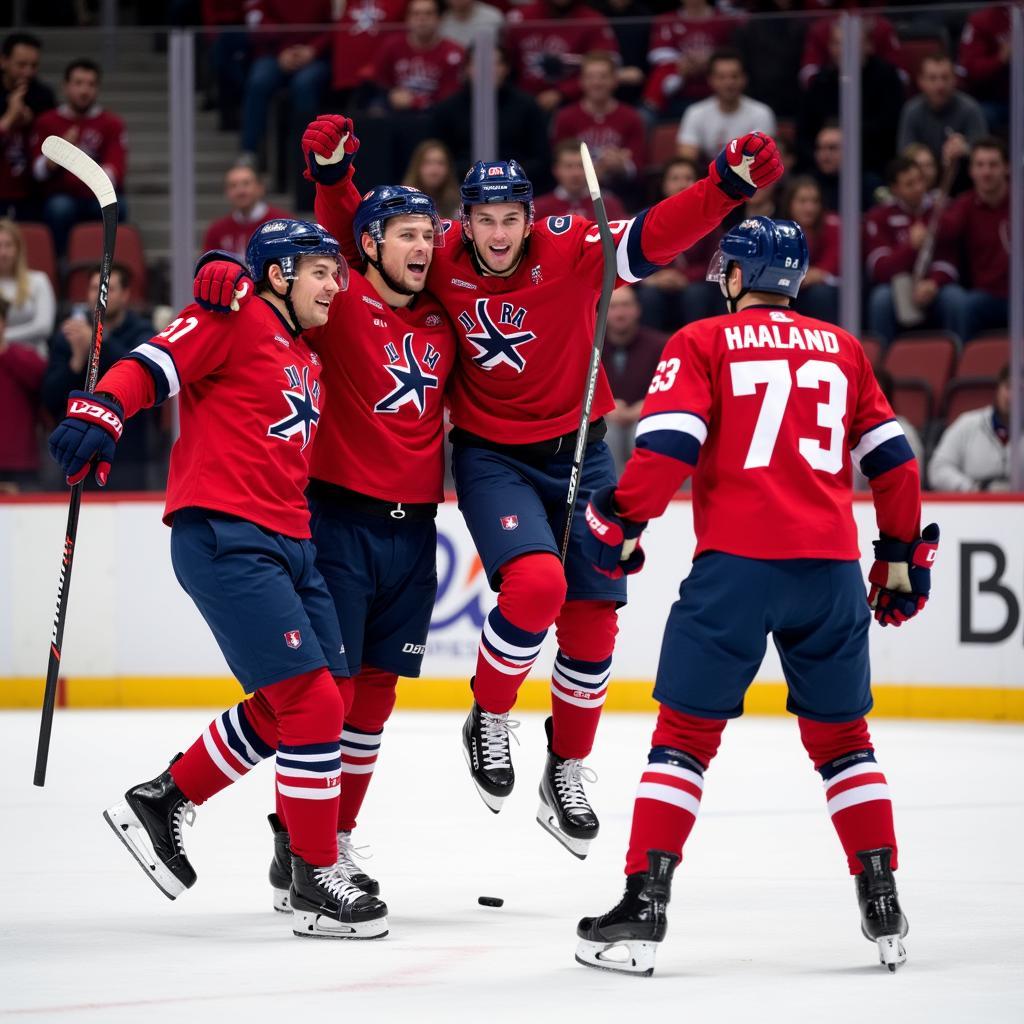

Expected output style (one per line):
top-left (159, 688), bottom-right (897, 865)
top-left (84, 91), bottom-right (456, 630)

top-left (648, 123), bottom-right (679, 169)
top-left (883, 331), bottom-right (958, 423)
top-left (943, 380), bottom-right (995, 424)
top-left (860, 334), bottom-right (883, 369)
top-left (956, 336), bottom-right (1009, 379)
top-left (65, 222), bottom-right (148, 308)
top-left (17, 221), bottom-right (58, 294)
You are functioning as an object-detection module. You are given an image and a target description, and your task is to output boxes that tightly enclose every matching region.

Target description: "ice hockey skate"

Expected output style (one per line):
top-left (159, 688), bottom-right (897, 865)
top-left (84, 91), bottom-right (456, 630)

top-left (102, 756), bottom-right (197, 900)
top-left (575, 850), bottom-right (679, 976)
top-left (536, 716), bottom-right (600, 858)
top-left (268, 813), bottom-right (292, 912)
top-left (855, 847), bottom-right (908, 972)
top-left (289, 857), bottom-right (389, 939)
top-left (461, 700), bottom-right (519, 812)
top-left (337, 830), bottom-right (380, 896)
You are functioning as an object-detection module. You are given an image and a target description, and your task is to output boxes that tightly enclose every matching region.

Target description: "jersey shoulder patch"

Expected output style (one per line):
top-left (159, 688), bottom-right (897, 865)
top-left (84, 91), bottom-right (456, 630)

top-left (544, 214), bottom-right (574, 235)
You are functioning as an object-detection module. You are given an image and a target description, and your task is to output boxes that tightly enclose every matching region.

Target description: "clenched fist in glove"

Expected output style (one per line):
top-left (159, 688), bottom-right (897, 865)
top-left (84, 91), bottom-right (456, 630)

top-left (193, 251), bottom-right (253, 314)
top-left (867, 523), bottom-right (940, 627)
top-left (709, 132), bottom-right (783, 200)
top-left (302, 114), bottom-right (360, 186)
top-left (48, 390), bottom-right (124, 486)
top-left (583, 486), bottom-right (647, 580)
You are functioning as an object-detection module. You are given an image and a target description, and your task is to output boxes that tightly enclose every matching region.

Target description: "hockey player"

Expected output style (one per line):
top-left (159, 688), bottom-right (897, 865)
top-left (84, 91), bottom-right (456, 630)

top-left (576, 216), bottom-right (938, 975)
top-left (193, 157), bottom-right (455, 909)
top-left (48, 220), bottom-right (389, 940)
top-left (302, 113), bottom-right (783, 859)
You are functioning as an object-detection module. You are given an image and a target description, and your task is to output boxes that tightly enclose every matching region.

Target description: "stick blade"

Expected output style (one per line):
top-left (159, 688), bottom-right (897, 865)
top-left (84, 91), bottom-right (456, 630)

top-left (40, 136), bottom-right (116, 208)
top-left (579, 142), bottom-right (601, 201)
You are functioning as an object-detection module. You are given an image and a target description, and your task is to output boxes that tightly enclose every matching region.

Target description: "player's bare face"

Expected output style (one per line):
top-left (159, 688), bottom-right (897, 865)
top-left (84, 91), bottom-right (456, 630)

top-left (466, 204), bottom-right (528, 274)
top-left (377, 214), bottom-right (435, 292)
top-left (290, 256), bottom-right (342, 329)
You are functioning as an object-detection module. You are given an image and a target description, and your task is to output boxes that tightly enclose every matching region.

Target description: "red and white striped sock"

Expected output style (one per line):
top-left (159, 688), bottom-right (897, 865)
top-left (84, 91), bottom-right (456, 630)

top-left (473, 605), bottom-right (547, 714)
top-left (276, 741), bottom-right (342, 866)
top-left (337, 723), bottom-right (381, 832)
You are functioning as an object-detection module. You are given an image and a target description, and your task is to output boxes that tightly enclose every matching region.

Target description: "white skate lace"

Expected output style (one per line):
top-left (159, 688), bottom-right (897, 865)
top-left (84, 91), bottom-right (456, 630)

top-left (554, 759), bottom-right (598, 811)
top-left (171, 802), bottom-right (196, 855)
top-left (337, 831), bottom-right (372, 877)
top-left (480, 711), bottom-right (520, 770)
top-left (314, 865), bottom-right (368, 907)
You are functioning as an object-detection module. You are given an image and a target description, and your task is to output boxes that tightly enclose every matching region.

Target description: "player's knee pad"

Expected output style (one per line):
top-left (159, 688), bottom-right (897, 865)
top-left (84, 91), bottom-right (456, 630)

top-left (798, 716), bottom-right (873, 770)
top-left (241, 691), bottom-right (280, 750)
top-left (651, 704), bottom-right (727, 770)
top-left (496, 552), bottom-right (568, 632)
top-left (554, 599), bottom-right (619, 660)
top-left (346, 667), bottom-right (399, 733)
top-left (335, 674), bottom-right (356, 719)
top-left (263, 668), bottom-right (344, 747)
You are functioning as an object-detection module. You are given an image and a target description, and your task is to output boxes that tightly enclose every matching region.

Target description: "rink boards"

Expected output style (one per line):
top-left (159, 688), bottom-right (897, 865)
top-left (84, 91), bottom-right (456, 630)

top-left (1, 494), bottom-right (1022, 719)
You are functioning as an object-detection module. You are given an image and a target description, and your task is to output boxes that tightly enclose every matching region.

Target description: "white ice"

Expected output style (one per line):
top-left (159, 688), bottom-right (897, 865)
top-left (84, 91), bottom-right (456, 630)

top-left (1, 710), bottom-right (1022, 1023)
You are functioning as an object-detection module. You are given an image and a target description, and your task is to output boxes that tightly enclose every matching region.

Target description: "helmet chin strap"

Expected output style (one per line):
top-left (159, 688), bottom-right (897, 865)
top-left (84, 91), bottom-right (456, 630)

top-left (268, 276), bottom-right (302, 334)
top-left (723, 263), bottom-right (748, 314)
top-left (367, 244), bottom-right (415, 297)
top-left (468, 235), bottom-right (529, 278)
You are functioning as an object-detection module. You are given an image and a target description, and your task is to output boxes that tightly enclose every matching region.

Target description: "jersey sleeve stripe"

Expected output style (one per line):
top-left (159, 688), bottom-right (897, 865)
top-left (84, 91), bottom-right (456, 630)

top-left (635, 411), bottom-right (709, 444)
top-left (126, 342), bottom-right (180, 403)
top-left (851, 419), bottom-right (902, 461)
top-left (616, 210), bottom-right (664, 283)
top-left (635, 412), bottom-right (707, 467)
top-left (852, 419), bottom-right (915, 478)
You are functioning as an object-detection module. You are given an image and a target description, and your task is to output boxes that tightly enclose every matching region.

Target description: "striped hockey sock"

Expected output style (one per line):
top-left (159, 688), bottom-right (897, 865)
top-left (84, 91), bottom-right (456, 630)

top-left (549, 651), bottom-right (611, 759)
top-left (624, 746), bottom-right (705, 875)
top-left (276, 741), bottom-right (342, 866)
top-left (337, 724), bottom-right (382, 832)
top-left (818, 749), bottom-right (898, 874)
top-left (473, 606), bottom-right (547, 714)
top-left (170, 702), bottom-right (274, 804)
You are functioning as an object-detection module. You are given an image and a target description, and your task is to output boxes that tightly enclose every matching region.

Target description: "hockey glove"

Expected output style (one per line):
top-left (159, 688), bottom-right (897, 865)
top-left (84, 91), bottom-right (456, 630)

top-left (48, 390), bottom-right (125, 486)
top-left (867, 523), bottom-right (940, 627)
top-left (302, 114), bottom-right (360, 185)
top-left (193, 250), bottom-right (253, 314)
top-left (583, 485), bottom-right (647, 579)
top-left (709, 132), bottom-right (783, 201)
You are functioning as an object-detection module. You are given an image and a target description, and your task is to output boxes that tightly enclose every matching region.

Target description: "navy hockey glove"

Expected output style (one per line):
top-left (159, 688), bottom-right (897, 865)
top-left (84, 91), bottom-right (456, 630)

top-left (302, 114), bottom-right (359, 185)
top-left (709, 132), bottom-right (783, 200)
top-left (583, 485), bottom-right (647, 579)
top-left (193, 250), bottom-right (253, 314)
top-left (867, 523), bottom-right (940, 627)
top-left (48, 390), bottom-right (124, 487)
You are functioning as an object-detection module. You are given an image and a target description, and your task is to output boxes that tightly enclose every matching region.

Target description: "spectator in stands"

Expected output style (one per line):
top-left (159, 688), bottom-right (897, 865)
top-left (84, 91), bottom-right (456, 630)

top-left (896, 53), bottom-right (987, 174)
top-left (635, 156), bottom-right (721, 331)
top-left (929, 365), bottom-right (1015, 492)
top-left (733, 1), bottom-right (805, 121)
top-left (42, 264), bottom-right (156, 490)
top-left (902, 141), bottom-right (939, 198)
top-left (505, 0), bottom-right (620, 113)
top-left (642, 0), bottom-right (736, 121)
top-left (552, 50), bottom-right (646, 196)
top-left (798, 11), bottom-right (903, 91)
top-left (601, 285), bottom-right (667, 472)
top-left (428, 45), bottom-right (551, 187)
top-left (781, 175), bottom-right (839, 324)
top-left (439, 0), bottom-right (504, 50)
top-left (807, 121), bottom-right (841, 211)
top-left (919, 137), bottom-right (1009, 344)
top-left (534, 138), bottom-right (627, 222)
top-left (594, 0), bottom-right (651, 104)
top-left (676, 49), bottom-right (775, 164)
top-left (402, 140), bottom-right (461, 219)
top-left (864, 156), bottom-right (934, 347)
top-left (0, 295), bottom-right (47, 491)
top-left (0, 219), bottom-right (56, 357)
top-left (31, 59), bottom-right (126, 257)
top-left (957, 5), bottom-right (1011, 134)
top-left (240, 1), bottom-right (332, 162)
top-left (0, 32), bottom-right (55, 220)
top-left (331, 0), bottom-right (406, 109)
top-left (202, 160), bottom-right (290, 262)
top-left (370, 0), bottom-right (465, 113)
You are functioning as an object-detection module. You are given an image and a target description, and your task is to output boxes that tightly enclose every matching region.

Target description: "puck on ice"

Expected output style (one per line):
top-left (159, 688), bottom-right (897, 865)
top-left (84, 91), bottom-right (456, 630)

top-left (478, 896), bottom-right (504, 907)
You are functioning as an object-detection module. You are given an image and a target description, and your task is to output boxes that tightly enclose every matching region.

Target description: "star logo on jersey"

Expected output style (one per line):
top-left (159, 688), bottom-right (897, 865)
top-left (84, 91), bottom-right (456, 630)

top-left (458, 298), bottom-right (536, 373)
top-left (267, 365), bottom-right (320, 450)
top-left (374, 332), bottom-right (440, 416)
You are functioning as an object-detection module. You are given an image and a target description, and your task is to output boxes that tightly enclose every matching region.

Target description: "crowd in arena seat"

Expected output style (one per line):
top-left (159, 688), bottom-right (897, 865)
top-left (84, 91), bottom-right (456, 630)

top-left (0, 0), bottom-right (1017, 492)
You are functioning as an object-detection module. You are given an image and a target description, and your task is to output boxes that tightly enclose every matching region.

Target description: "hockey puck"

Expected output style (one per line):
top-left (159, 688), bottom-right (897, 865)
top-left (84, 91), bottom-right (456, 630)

top-left (478, 896), bottom-right (504, 907)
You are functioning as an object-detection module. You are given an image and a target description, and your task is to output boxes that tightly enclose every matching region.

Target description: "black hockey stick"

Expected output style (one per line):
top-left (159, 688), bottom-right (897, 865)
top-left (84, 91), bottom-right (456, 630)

top-left (34, 137), bottom-right (118, 787)
top-left (558, 142), bottom-right (618, 563)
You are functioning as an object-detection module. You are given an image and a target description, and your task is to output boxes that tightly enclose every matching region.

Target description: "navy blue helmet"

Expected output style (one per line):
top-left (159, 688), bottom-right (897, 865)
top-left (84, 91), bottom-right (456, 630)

top-left (707, 216), bottom-right (808, 301)
top-left (352, 185), bottom-right (445, 260)
top-left (459, 159), bottom-right (535, 229)
top-left (246, 218), bottom-right (347, 289)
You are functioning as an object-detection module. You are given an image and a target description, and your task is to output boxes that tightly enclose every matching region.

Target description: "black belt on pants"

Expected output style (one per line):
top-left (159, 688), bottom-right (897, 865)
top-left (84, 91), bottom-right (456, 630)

top-left (307, 479), bottom-right (438, 521)
top-left (449, 417), bottom-right (607, 466)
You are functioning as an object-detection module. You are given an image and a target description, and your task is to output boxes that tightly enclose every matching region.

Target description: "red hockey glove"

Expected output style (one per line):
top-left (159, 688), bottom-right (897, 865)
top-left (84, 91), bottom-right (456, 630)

top-left (867, 523), bottom-right (940, 627)
top-left (583, 485), bottom-right (647, 579)
top-left (709, 132), bottom-right (783, 200)
top-left (193, 250), bottom-right (253, 314)
top-left (48, 390), bottom-right (124, 486)
top-left (302, 114), bottom-right (360, 185)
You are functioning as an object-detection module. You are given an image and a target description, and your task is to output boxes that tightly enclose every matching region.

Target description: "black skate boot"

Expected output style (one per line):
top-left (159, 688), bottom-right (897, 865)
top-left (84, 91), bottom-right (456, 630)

top-left (268, 814), bottom-right (292, 912)
top-left (537, 717), bottom-right (600, 859)
top-left (103, 754), bottom-right (197, 900)
top-left (462, 698), bottom-right (519, 813)
top-left (337, 830), bottom-right (380, 896)
top-left (289, 855), bottom-right (389, 939)
top-left (575, 850), bottom-right (679, 976)
top-left (855, 847), bottom-right (909, 972)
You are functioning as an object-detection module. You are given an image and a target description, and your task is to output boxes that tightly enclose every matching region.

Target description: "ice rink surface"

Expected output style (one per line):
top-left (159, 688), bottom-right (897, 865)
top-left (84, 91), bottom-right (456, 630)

top-left (1, 709), bottom-right (1021, 1023)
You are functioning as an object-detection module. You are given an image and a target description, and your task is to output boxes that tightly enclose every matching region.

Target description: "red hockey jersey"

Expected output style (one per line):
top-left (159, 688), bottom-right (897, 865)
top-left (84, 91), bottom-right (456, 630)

top-left (202, 202), bottom-right (292, 262)
top-left (551, 101), bottom-right (647, 178)
top-left (31, 105), bottom-right (126, 197)
top-left (614, 304), bottom-right (921, 559)
top-left (370, 33), bottom-right (465, 109)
